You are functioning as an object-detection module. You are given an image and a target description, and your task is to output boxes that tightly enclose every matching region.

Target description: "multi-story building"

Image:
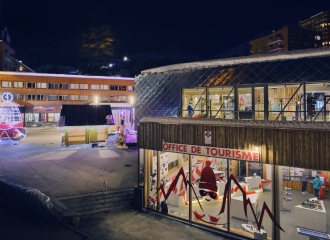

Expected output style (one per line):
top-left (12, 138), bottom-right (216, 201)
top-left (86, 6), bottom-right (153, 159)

top-left (250, 26), bottom-right (321, 55)
top-left (0, 72), bottom-right (135, 126)
top-left (299, 11), bottom-right (329, 47)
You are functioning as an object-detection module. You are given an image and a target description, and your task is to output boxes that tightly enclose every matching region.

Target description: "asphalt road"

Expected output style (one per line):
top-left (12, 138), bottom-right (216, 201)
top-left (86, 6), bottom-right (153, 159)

top-left (0, 127), bottom-right (138, 197)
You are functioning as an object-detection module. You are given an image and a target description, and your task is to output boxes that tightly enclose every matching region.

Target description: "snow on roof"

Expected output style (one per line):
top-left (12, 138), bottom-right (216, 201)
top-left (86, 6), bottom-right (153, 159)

top-left (0, 71), bottom-right (135, 81)
top-left (141, 47), bottom-right (330, 74)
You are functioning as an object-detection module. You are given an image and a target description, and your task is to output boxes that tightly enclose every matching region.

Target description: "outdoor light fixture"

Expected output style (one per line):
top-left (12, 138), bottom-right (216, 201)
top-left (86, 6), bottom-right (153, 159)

top-left (109, 63), bottom-right (113, 67)
top-left (124, 57), bottom-right (128, 61)
top-left (95, 97), bottom-right (98, 103)
top-left (255, 147), bottom-right (258, 151)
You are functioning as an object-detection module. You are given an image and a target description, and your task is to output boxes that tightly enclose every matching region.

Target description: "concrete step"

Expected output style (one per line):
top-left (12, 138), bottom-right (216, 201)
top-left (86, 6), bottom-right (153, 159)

top-left (58, 188), bottom-right (134, 216)
top-left (60, 191), bottom-right (134, 206)
top-left (70, 198), bottom-right (134, 214)
top-left (63, 196), bottom-right (134, 210)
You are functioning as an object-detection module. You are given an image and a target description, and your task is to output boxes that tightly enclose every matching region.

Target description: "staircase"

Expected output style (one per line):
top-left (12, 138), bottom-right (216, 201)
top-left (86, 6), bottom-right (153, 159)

top-left (58, 187), bottom-right (134, 215)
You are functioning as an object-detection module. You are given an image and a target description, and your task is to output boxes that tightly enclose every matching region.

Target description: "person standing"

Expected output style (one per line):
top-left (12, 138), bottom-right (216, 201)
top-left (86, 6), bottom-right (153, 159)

top-left (187, 102), bottom-right (194, 118)
top-left (312, 175), bottom-right (323, 198)
top-left (301, 172), bottom-right (308, 194)
top-left (120, 116), bottom-right (125, 131)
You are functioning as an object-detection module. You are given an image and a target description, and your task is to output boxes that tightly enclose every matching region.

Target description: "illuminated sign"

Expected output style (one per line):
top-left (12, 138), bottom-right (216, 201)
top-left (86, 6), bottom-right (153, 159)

top-left (162, 142), bottom-right (259, 162)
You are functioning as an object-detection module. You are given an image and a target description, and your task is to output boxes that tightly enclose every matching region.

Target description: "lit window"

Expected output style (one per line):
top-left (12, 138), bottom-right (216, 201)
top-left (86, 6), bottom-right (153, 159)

top-left (101, 96), bottom-right (108, 102)
top-left (100, 85), bottom-right (108, 90)
top-left (37, 83), bottom-right (47, 89)
top-left (14, 82), bottom-right (24, 88)
top-left (119, 96), bottom-right (127, 102)
top-left (70, 84), bottom-right (79, 90)
top-left (70, 95), bottom-right (79, 101)
top-left (80, 84), bottom-right (88, 90)
top-left (128, 86), bottom-right (133, 91)
top-left (315, 35), bottom-right (321, 40)
top-left (91, 84), bottom-right (99, 90)
top-left (2, 81), bottom-right (12, 88)
top-left (80, 95), bottom-right (88, 101)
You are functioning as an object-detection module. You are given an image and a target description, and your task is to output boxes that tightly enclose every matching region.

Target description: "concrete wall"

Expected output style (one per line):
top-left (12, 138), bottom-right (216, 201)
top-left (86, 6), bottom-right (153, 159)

top-left (0, 180), bottom-right (58, 221)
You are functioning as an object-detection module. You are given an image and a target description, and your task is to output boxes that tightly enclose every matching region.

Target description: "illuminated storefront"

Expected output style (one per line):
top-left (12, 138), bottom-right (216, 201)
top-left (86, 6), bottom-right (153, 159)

top-left (136, 119), bottom-right (330, 240)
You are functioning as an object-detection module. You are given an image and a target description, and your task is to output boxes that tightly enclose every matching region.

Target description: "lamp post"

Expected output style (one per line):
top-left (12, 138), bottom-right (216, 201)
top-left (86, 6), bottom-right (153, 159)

top-left (130, 97), bottom-right (134, 128)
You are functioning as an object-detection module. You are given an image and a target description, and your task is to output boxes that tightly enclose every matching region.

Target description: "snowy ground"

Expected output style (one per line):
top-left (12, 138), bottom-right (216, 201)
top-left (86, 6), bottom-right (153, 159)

top-left (0, 127), bottom-right (138, 197)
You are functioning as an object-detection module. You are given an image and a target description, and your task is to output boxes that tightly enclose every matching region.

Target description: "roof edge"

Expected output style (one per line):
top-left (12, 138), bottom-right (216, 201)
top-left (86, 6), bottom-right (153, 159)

top-left (0, 71), bottom-right (135, 80)
top-left (141, 47), bottom-right (330, 74)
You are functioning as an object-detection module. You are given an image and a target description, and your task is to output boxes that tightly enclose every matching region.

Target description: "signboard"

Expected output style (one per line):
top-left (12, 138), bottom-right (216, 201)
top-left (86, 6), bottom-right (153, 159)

top-left (162, 142), bottom-right (259, 162)
top-left (205, 131), bottom-right (211, 144)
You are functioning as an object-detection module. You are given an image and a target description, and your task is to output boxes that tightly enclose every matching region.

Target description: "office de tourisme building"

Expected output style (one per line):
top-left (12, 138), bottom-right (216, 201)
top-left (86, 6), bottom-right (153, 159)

top-left (134, 47), bottom-right (330, 240)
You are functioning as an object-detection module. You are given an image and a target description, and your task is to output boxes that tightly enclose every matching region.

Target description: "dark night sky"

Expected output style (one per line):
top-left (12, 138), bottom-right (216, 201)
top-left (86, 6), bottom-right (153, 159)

top-left (1, 0), bottom-right (327, 60)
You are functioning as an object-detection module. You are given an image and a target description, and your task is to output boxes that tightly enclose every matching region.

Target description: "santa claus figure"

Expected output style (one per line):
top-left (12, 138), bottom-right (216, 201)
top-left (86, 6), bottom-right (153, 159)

top-left (193, 160), bottom-right (221, 224)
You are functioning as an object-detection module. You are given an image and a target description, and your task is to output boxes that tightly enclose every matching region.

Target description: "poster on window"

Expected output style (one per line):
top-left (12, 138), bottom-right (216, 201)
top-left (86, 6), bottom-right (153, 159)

top-left (159, 153), bottom-right (168, 176)
top-left (239, 94), bottom-right (252, 111)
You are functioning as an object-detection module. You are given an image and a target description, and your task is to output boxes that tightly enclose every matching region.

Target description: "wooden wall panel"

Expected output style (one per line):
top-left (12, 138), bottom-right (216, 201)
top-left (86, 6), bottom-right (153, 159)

top-left (139, 122), bottom-right (330, 171)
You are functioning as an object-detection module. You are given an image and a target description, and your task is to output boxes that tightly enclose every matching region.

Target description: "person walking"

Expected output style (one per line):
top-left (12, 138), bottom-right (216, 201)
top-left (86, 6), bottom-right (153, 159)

top-left (312, 175), bottom-right (323, 198)
top-left (301, 172), bottom-right (308, 194)
top-left (187, 102), bottom-right (194, 118)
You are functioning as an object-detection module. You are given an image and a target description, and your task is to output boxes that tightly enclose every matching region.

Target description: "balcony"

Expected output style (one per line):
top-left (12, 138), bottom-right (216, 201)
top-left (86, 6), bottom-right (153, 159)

top-left (268, 43), bottom-right (283, 52)
top-left (267, 37), bottom-right (283, 45)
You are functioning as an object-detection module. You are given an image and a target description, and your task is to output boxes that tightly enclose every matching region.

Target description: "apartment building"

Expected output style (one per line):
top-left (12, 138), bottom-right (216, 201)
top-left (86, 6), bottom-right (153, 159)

top-left (0, 72), bottom-right (135, 125)
top-left (300, 11), bottom-right (330, 47)
top-left (250, 26), bottom-right (321, 55)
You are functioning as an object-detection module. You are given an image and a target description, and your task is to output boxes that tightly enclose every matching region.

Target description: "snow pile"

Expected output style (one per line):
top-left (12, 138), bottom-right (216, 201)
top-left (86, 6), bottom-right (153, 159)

top-left (141, 116), bottom-right (330, 130)
top-left (106, 134), bottom-right (120, 150)
top-left (8, 183), bottom-right (53, 209)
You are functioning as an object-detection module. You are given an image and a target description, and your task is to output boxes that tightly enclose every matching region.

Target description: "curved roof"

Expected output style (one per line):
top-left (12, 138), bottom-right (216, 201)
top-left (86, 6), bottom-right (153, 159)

top-left (141, 47), bottom-right (330, 74)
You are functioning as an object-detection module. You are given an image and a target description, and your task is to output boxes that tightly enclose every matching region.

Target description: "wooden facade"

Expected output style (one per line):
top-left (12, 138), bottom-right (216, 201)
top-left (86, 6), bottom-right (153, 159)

top-left (138, 122), bottom-right (330, 171)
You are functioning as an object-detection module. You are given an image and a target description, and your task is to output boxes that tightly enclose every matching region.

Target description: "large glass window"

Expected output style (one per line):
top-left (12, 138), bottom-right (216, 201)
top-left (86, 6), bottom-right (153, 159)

top-left (306, 82), bottom-right (330, 122)
top-left (208, 87), bottom-right (235, 119)
top-left (279, 166), bottom-right (329, 240)
top-left (238, 88), bottom-right (252, 120)
top-left (255, 87), bottom-right (264, 120)
top-left (268, 84), bottom-right (301, 121)
top-left (182, 88), bottom-right (207, 118)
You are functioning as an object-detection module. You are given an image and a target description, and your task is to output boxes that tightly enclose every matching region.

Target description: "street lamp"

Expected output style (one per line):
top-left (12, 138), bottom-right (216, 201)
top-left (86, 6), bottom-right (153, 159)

top-left (130, 97), bottom-right (134, 128)
top-left (124, 57), bottom-right (128, 61)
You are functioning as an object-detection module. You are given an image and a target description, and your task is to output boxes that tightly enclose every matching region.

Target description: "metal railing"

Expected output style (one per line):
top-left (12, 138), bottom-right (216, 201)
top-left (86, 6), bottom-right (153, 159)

top-left (149, 109), bottom-right (330, 122)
